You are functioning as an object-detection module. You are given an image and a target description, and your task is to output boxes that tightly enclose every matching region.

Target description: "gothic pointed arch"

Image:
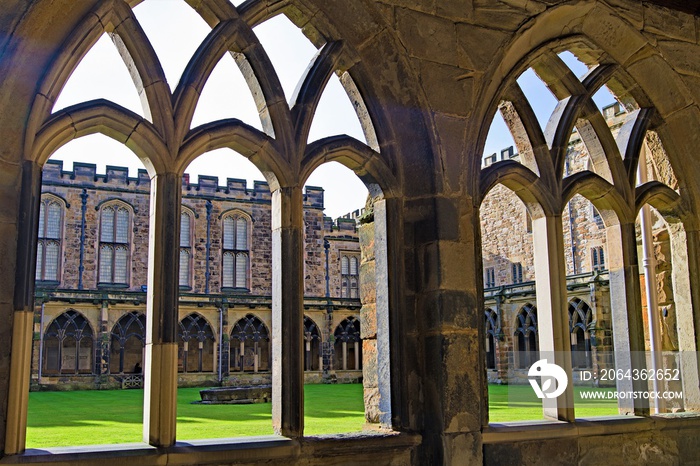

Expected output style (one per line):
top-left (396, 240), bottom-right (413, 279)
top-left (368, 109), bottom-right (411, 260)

top-left (333, 316), bottom-right (361, 371)
top-left (230, 314), bottom-right (270, 372)
top-left (110, 312), bottom-right (146, 374)
top-left (178, 313), bottom-right (216, 373)
top-left (43, 310), bottom-right (95, 375)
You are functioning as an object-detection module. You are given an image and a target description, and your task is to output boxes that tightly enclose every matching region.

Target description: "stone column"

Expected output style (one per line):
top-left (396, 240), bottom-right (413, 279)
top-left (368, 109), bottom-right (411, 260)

top-left (271, 186), bottom-right (304, 437)
top-left (373, 199), bottom-right (393, 426)
top-left (531, 214), bottom-right (575, 421)
top-left (414, 195), bottom-right (483, 464)
top-left (220, 304), bottom-right (230, 380)
top-left (606, 222), bottom-right (649, 415)
top-left (4, 161), bottom-right (41, 454)
top-left (359, 214), bottom-right (380, 422)
top-left (143, 172), bottom-right (181, 447)
top-left (668, 223), bottom-right (700, 411)
top-left (98, 300), bottom-right (110, 380)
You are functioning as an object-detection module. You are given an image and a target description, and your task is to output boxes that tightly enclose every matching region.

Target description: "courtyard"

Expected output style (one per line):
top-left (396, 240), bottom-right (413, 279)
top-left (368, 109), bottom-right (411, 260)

top-left (26, 384), bottom-right (619, 448)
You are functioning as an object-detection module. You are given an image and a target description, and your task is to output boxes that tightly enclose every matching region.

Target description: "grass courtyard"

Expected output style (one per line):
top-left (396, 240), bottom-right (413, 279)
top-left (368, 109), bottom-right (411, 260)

top-left (26, 384), bottom-right (620, 448)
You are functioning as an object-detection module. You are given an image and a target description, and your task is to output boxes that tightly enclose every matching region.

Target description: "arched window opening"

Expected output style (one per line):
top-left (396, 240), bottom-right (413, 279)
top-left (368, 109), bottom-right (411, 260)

top-left (485, 309), bottom-right (499, 370)
top-left (52, 34), bottom-right (144, 116)
top-left (110, 312), bottom-right (146, 374)
top-left (230, 315), bottom-right (270, 373)
top-left (514, 304), bottom-right (538, 370)
top-left (43, 310), bottom-right (94, 375)
top-left (569, 298), bottom-right (592, 369)
top-left (304, 316), bottom-right (322, 371)
top-left (333, 317), bottom-right (362, 371)
top-left (132, 0), bottom-right (211, 92)
top-left (178, 313), bottom-right (215, 373)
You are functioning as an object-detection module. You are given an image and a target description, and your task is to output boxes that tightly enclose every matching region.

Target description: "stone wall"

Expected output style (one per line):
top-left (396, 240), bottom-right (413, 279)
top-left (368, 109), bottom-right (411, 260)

top-left (40, 160), bottom-right (359, 298)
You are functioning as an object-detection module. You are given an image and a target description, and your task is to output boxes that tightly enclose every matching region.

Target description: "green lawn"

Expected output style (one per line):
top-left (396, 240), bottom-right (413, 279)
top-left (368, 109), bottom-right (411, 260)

top-left (27, 383), bottom-right (621, 448)
top-left (27, 384), bottom-right (365, 448)
top-left (488, 384), bottom-right (620, 422)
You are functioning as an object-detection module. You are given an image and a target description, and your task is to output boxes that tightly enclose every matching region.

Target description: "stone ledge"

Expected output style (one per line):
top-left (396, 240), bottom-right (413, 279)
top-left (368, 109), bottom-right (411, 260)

top-left (0, 432), bottom-right (422, 465)
top-left (482, 413), bottom-right (700, 444)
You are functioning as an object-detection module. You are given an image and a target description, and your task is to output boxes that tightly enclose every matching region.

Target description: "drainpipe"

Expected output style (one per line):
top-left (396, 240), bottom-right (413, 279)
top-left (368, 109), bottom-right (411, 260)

top-left (323, 239), bottom-right (331, 379)
top-left (205, 200), bottom-right (212, 294)
top-left (78, 189), bottom-right (88, 290)
top-left (218, 305), bottom-right (223, 384)
top-left (324, 239), bottom-right (331, 300)
top-left (638, 143), bottom-right (665, 413)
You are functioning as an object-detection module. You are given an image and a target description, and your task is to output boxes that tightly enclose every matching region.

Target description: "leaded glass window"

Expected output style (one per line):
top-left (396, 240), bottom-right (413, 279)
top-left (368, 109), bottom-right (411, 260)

top-left (99, 203), bottom-right (131, 285)
top-left (222, 212), bottom-right (249, 290)
top-left (341, 254), bottom-right (360, 298)
top-left (36, 196), bottom-right (64, 282)
top-left (179, 210), bottom-right (193, 287)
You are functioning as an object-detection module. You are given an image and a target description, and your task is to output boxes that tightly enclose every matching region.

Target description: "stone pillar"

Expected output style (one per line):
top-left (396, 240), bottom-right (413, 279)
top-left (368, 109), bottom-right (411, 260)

top-left (359, 215), bottom-right (380, 422)
top-left (668, 224), bottom-right (700, 411)
top-left (271, 186), bottom-right (304, 437)
top-left (220, 304), bottom-right (230, 380)
top-left (606, 222), bottom-right (649, 415)
top-left (589, 281), bottom-right (614, 382)
top-left (98, 300), bottom-right (110, 379)
top-left (322, 311), bottom-right (334, 377)
top-left (143, 172), bottom-right (181, 447)
top-left (531, 214), bottom-right (575, 421)
top-left (5, 161), bottom-right (41, 454)
top-left (413, 195), bottom-right (483, 464)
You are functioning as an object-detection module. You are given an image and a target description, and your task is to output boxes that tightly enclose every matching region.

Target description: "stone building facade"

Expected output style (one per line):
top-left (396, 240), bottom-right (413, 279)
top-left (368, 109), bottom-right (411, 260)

top-left (32, 160), bottom-right (364, 389)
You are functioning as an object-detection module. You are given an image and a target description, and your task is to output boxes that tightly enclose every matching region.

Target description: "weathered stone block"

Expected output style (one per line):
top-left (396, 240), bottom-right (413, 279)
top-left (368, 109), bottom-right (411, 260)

top-left (396, 8), bottom-right (458, 66)
top-left (362, 339), bottom-right (378, 386)
top-left (456, 23), bottom-right (508, 72)
top-left (579, 432), bottom-right (677, 466)
top-left (360, 261), bottom-right (377, 303)
top-left (360, 302), bottom-right (378, 339)
top-left (419, 61), bottom-right (474, 116)
top-left (644, 3), bottom-right (696, 42)
top-left (485, 438), bottom-right (578, 465)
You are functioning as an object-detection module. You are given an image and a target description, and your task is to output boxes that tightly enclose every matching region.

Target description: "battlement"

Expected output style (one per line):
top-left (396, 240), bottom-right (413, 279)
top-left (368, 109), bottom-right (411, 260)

top-left (303, 186), bottom-right (324, 208)
top-left (42, 160), bottom-right (151, 189)
top-left (42, 160), bottom-right (329, 206)
top-left (321, 208), bottom-right (366, 233)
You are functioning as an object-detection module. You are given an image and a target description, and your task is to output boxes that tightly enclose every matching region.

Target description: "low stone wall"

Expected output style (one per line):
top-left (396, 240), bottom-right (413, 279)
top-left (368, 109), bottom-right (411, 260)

top-left (483, 415), bottom-right (700, 465)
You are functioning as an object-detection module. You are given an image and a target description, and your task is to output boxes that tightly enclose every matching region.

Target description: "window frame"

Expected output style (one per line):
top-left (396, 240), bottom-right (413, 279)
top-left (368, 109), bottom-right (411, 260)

top-left (179, 206), bottom-right (195, 290)
top-left (97, 201), bottom-right (133, 287)
top-left (220, 209), bottom-right (251, 292)
top-left (36, 194), bottom-right (66, 284)
top-left (340, 253), bottom-right (360, 299)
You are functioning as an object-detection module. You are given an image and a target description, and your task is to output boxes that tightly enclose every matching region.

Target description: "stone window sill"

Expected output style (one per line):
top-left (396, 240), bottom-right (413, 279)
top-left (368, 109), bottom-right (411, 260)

top-left (482, 413), bottom-right (700, 444)
top-left (97, 283), bottom-right (130, 290)
top-left (0, 432), bottom-right (421, 465)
